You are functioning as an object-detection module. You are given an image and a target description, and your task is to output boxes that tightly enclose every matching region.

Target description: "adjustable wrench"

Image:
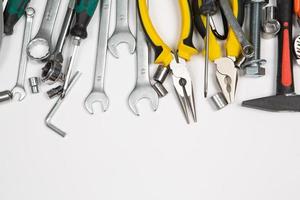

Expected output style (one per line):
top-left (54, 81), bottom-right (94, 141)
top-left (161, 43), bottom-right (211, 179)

top-left (84, 0), bottom-right (111, 114)
top-left (107, 0), bottom-right (136, 58)
top-left (11, 7), bottom-right (35, 101)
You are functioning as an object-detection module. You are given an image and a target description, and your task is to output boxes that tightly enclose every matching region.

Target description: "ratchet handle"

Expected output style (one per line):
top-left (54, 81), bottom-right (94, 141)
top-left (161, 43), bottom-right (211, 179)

top-left (4, 0), bottom-right (30, 35)
top-left (276, 0), bottom-right (294, 95)
top-left (70, 0), bottom-right (99, 39)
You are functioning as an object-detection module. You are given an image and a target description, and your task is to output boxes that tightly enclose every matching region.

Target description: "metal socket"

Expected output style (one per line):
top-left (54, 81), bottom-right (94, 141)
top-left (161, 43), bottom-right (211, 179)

top-left (211, 92), bottom-right (228, 110)
top-left (28, 77), bottom-right (40, 94)
top-left (0, 90), bottom-right (13, 102)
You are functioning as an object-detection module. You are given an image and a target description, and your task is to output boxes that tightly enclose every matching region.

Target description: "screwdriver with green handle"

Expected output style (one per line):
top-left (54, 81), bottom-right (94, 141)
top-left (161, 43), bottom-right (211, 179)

top-left (4, 0), bottom-right (30, 35)
top-left (61, 0), bottom-right (99, 98)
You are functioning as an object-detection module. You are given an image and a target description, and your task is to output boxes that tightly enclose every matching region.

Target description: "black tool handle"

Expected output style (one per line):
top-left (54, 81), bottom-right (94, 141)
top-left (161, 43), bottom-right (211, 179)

top-left (4, 0), bottom-right (30, 35)
top-left (70, 0), bottom-right (99, 39)
top-left (276, 0), bottom-right (294, 95)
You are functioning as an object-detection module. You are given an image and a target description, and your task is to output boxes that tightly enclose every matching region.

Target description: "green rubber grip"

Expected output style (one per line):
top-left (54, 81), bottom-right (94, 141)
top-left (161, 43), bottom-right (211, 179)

top-left (70, 0), bottom-right (99, 39)
top-left (4, 0), bottom-right (30, 35)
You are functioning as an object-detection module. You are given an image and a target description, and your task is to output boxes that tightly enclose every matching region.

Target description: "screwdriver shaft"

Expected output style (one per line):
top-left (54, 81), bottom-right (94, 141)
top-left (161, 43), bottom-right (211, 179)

top-left (204, 15), bottom-right (210, 98)
top-left (61, 37), bottom-right (80, 98)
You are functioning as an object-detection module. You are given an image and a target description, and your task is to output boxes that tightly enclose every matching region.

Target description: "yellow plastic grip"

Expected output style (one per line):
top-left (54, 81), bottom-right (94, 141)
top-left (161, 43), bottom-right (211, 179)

top-left (225, 0), bottom-right (242, 58)
top-left (177, 0), bottom-right (198, 61)
top-left (137, 0), bottom-right (172, 67)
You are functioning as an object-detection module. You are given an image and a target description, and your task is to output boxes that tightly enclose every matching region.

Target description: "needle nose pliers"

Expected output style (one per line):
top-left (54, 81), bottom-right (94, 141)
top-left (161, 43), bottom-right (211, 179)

top-left (137, 0), bottom-right (198, 124)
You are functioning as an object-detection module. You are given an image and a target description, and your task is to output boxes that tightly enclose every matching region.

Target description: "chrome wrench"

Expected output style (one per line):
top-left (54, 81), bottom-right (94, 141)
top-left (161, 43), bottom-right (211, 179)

top-left (219, 0), bottom-right (254, 58)
top-left (11, 7), bottom-right (35, 101)
top-left (41, 0), bottom-right (76, 84)
top-left (107, 0), bottom-right (136, 58)
top-left (128, 10), bottom-right (159, 116)
top-left (84, 0), bottom-right (111, 114)
top-left (27, 0), bottom-right (62, 61)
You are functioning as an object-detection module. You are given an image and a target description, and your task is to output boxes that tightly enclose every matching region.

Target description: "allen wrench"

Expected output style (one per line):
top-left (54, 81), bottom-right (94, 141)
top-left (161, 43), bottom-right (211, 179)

top-left (45, 71), bottom-right (81, 137)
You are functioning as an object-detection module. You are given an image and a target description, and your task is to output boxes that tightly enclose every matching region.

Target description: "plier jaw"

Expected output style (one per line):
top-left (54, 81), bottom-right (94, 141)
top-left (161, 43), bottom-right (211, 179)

top-left (215, 57), bottom-right (238, 104)
top-left (170, 56), bottom-right (197, 124)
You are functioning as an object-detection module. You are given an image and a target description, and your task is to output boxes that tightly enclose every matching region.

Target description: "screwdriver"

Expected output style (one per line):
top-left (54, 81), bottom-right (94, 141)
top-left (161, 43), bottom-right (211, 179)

top-left (61, 0), bottom-right (99, 98)
top-left (199, 0), bottom-right (218, 98)
top-left (4, 0), bottom-right (30, 35)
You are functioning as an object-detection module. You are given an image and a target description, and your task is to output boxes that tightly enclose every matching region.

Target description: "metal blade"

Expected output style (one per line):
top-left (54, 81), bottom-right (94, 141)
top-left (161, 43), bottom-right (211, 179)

top-left (0, 0), bottom-right (4, 48)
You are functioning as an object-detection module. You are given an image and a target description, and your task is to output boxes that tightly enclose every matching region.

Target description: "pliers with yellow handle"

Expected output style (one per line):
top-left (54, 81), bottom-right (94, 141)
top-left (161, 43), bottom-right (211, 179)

top-left (137, 0), bottom-right (198, 124)
top-left (193, 0), bottom-right (245, 104)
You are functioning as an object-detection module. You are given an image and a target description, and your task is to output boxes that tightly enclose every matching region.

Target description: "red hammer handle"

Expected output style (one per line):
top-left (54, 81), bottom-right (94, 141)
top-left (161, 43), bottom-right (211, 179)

top-left (277, 0), bottom-right (294, 95)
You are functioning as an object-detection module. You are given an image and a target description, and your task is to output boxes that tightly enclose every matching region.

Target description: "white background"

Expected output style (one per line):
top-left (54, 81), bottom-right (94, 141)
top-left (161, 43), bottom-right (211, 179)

top-left (0, 0), bottom-right (300, 200)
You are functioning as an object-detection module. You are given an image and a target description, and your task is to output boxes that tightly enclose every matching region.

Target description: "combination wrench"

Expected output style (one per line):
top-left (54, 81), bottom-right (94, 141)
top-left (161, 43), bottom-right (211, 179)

top-left (41, 0), bottom-right (76, 84)
top-left (108, 0), bottom-right (136, 58)
top-left (11, 7), bottom-right (35, 101)
top-left (219, 0), bottom-right (254, 58)
top-left (84, 0), bottom-right (111, 114)
top-left (27, 0), bottom-right (62, 61)
top-left (128, 11), bottom-right (159, 116)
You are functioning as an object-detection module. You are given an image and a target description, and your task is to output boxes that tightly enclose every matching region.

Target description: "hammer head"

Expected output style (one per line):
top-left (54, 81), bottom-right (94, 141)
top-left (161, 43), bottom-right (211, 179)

top-left (242, 95), bottom-right (300, 112)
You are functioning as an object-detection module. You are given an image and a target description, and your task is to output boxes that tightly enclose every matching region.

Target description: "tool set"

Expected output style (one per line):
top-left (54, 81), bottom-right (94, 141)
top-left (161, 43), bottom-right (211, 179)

top-left (0, 0), bottom-right (300, 136)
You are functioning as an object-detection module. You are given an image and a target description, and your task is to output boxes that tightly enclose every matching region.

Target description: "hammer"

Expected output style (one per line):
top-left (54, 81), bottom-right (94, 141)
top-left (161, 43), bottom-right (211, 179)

top-left (242, 0), bottom-right (300, 112)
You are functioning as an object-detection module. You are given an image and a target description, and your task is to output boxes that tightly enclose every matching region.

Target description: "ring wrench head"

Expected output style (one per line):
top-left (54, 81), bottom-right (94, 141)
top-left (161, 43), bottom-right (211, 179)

top-left (26, 0), bottom-right (62, 62)
top-left (26, 37), bottom-right (51, 61)
top-left (242, 45), bottom-right (255, 58)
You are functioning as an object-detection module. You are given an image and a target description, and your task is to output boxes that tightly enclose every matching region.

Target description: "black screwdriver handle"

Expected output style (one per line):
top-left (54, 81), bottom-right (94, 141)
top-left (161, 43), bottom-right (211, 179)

top-left (4, 0), bottom-right (30, 35)
top-left (70, 0), bottom-right (99, 39)
top-left (276, 0), bottom-right (294, 95)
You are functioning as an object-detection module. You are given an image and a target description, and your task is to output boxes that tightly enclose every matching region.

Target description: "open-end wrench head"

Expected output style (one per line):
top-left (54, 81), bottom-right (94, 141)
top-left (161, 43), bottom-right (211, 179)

top-left (11, 86), bottom-right (26, 101)
top-left (128, 86), bottom-right (159, 116)
top-left (107, 32), bottom-right (136, 58)
top-left (84, 91), bottom-right (110, 114)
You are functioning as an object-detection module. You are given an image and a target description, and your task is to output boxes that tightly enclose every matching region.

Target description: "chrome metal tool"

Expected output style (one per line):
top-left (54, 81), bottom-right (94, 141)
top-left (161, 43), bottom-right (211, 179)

top-left (27, 0), bottom-right (62, 61)
top-left (108, 0), bottom-right (136, 58)
top-left (128, 8), bottom-right (159, 116)
top-left (11, 7), bottom-right (35, 101)
top-left (45, 71), bottom-right (81, 137)
top-left (84, 0), bottom-right (111, 114)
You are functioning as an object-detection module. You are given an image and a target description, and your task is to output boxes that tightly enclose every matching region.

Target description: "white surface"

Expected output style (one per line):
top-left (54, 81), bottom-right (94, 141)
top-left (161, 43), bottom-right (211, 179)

top-left (0, 0), bottom-right (300, 200)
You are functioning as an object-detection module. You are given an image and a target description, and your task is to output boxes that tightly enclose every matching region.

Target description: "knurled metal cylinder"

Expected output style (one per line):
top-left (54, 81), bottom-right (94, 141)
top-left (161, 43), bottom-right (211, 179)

top-left (153, 65), bottom-right (170, 83)
top-left (0, 90), bottom-right (13, 102)
top-left (29, 77), bottom-right (40, 94)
